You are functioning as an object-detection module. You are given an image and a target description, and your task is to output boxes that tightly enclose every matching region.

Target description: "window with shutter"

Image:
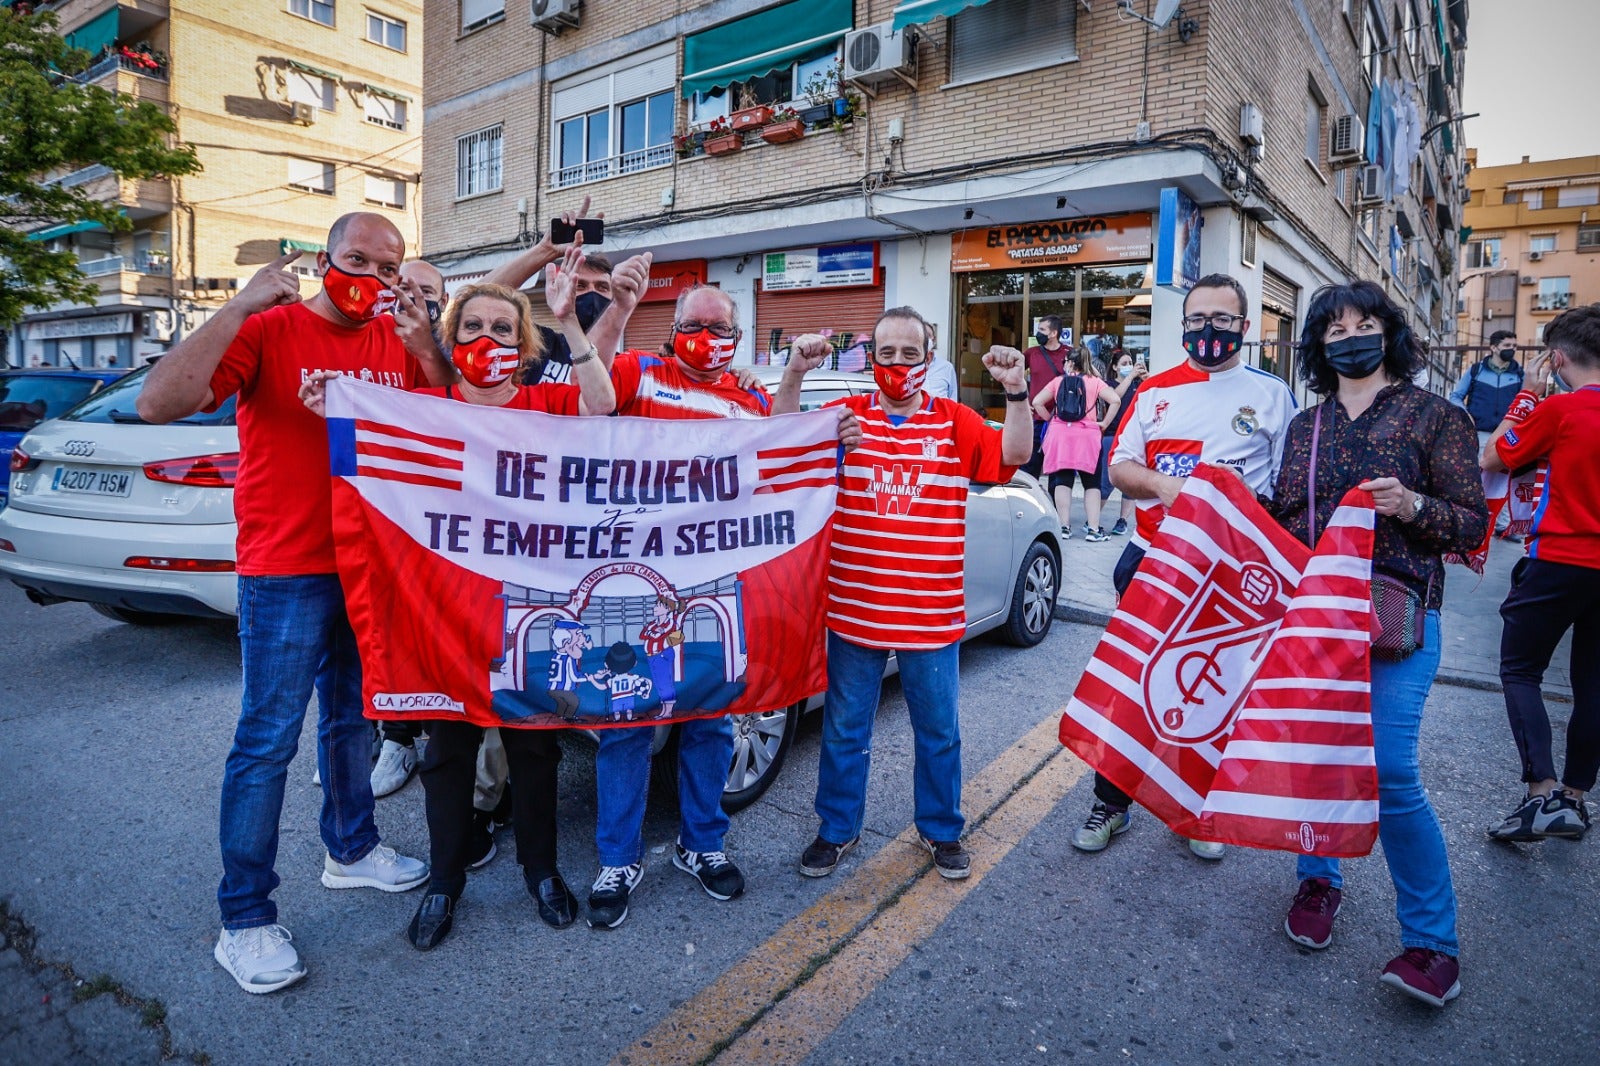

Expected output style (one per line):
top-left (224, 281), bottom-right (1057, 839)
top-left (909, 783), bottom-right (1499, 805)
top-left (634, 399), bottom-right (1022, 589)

top-left (461, 0), bottom-right (503, 32)
top-left (364, 93), bottom-right (406, 130)
top-left (288, 70), bottom-right (336, 111)
top-left (950, 0), bottom-right (1077, 86)
top-left (551, 50), bottom-right (677, 188)
top-left (287, 158), bottom-right (336, 195)
top-left (364, 175), bottom-right (406, 208)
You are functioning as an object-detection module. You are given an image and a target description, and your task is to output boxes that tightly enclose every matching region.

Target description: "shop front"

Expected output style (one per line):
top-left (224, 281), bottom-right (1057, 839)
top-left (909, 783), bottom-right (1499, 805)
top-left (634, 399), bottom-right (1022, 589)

top-left (950, 213), bottom-right (1153, 418)
top-left (753, 242), bottom-right (883, 371)
top-left (622, 258), bottom-right (707, 351)
top-left (21, 313), bottom-right (138, 368)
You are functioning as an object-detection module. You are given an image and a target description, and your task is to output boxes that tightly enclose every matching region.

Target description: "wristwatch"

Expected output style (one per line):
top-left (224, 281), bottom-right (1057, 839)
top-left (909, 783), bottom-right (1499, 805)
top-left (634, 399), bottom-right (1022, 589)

top-left (1004, 390), bottom-right (1030, 402)
top-left (1401, 491), bottom-right (1427, 523)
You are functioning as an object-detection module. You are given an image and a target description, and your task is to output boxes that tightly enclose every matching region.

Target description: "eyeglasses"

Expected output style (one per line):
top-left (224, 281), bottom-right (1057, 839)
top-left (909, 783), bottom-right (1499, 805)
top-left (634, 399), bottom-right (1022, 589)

top-left (676, 320), bottom-right (737, 338)
top-left (1182, 313), bottom-right (1245, 330)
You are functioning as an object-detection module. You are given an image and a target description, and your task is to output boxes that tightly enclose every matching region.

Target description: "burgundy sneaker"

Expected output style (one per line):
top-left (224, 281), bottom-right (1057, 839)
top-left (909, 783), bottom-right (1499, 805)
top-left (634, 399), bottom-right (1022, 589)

top-left (1284, 877), bottom-right (1341, 949)
top-left (1380, 948), bottom-right (1461, 1007)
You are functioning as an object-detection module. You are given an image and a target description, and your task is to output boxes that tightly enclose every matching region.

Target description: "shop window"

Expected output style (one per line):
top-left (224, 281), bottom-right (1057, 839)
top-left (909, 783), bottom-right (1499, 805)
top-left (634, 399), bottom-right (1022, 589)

top-left (951, 0), bottom-right (1077, 86)
top-left (287, 158), bottom-right (336, 196)
top-left (289, 0), bottom-right (334, 27)
top-left (365, 10), bottom-right (406, 51)
top-left (456, 125), bottom-right (503, 198)
top-left (553, 52), bottom-right (675, 188)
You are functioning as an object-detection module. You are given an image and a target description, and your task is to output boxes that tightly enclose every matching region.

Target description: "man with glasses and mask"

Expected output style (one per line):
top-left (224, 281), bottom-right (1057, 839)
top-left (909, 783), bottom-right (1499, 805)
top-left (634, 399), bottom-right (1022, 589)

top-left (1072, 273), bottom-right (1296, 861)
top-left (578, 278), bottom-right (861, 929)
top-left (1451, 330), bottom-right (1525, 540)
top-left (783, 307), bottom-right (1032, 881)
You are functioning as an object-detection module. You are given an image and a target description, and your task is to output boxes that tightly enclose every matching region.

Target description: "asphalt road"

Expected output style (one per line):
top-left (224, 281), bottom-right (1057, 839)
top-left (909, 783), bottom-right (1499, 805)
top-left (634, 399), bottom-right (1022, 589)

top-left (0, 580), bottom-right (1595, 1065)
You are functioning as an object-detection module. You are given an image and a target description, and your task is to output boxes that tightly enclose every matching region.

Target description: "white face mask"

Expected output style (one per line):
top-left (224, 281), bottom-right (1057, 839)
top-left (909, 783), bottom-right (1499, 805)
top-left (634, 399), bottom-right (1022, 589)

top-left (1117, 364), bottom-right (1133, 378)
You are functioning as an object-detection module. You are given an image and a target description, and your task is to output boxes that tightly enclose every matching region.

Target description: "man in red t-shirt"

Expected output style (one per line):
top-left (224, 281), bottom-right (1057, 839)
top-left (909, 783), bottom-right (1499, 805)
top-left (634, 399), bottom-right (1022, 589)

top-left (1481, 304), bottom-right (1600, 843)
top-left (782, 306), bottom-right (1032, 881)
top-left (137, 212), bottom-right (452, 994)
top-left (1022, 315), bottom-right (1071, 477)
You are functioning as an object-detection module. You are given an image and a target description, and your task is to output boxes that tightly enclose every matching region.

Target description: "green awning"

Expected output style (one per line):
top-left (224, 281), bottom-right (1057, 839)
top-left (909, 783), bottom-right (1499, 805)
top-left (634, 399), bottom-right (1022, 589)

top-left (27, 220), bottom-right (105, 242)
top-left (63, 7), bottom-right (119, 55)
top-left (682, 0), bottom-right (853, 98)
top-left (280, 238), bottom-right (325, 254)
top-left (287, 58), bottom-right (344, 82)
top-left (892, 0), bottom-right (998, 30)
top-left (364, 83), bottom-right (412, 103)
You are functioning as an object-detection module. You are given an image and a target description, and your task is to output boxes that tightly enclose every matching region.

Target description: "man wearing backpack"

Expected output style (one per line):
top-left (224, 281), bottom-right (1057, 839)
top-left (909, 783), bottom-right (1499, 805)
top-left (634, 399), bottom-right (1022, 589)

top-left (1450, 330), bottom-right (1523, 539)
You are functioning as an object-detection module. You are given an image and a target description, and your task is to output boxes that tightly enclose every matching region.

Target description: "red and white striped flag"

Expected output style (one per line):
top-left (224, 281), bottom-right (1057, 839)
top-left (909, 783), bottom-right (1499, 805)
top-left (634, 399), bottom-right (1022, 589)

top-left (1059, 464), bottom-right (1381, 857)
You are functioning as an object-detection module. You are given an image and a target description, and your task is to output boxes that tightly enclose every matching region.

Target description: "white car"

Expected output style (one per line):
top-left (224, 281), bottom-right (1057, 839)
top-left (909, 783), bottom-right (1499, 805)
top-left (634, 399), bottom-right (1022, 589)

top-left (0, 365), bottom-right (239, 623)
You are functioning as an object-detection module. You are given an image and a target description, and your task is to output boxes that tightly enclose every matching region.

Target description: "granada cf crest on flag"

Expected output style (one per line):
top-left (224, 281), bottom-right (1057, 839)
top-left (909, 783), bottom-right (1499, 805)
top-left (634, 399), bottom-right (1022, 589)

top-left (1060, 465), bottom-right (1381, 857)
top-left (324, 376), bottom-right (838, 730)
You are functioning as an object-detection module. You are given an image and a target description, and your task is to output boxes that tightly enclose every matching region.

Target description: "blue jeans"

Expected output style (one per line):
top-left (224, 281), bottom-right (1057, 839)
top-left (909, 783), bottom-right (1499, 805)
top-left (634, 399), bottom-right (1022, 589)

top-left (218, 575), bottom-right (381, 930)
top-left (1296, 612), bottom-right (1459, 956)
top-left (594, 715), bottom-right (733, 867)
top-left (815, 633), bottom-right (964, 845)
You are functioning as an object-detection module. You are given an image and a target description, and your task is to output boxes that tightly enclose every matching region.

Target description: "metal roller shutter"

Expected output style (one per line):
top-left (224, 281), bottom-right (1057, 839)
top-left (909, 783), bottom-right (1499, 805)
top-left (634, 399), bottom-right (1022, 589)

top-left (754, 284), bottom-right (884, 370)
top-left (623, 301), bottom-right (678, 354)
top-left (1261, 269), bottom-right (1300, 317)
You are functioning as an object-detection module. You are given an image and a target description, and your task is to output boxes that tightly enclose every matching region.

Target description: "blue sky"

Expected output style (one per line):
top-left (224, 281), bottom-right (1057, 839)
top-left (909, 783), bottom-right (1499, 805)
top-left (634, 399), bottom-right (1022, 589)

top-left (1460, 0), bottom-right (1600, 165)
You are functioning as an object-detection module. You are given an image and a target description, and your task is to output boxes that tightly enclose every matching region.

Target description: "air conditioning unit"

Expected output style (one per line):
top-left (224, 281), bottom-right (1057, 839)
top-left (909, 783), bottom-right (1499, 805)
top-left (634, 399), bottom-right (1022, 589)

top-left (530, 0), bottom-right (579, 34)
top-left (290, 101), bottom-right (316, 125)
top-left (1329, 114), bottom-right (1364, 162)
top-left (1520, 274), bottom-right (1537, 285)
top-left (1238, 102), bottom-right (1264, 147)
top-left (142, 309), bottom-right (176, 342)
top-left (842, 23), bottom-right (916, 93)
top-left (1528, 250), bottom-right (1544, 261)
top-left (1356, 164), bottom-right (1384, 203)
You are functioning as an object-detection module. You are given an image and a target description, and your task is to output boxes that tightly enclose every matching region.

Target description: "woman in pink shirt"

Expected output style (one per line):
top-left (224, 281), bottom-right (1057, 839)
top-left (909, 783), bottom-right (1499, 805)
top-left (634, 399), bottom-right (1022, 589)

top-left (1031, 349), bottom-right (1120, 541)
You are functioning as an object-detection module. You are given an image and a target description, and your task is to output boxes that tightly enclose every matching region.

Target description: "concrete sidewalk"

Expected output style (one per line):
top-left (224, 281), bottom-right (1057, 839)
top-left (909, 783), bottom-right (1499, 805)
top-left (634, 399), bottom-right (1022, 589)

top-left (1049, 500), bottom-right (1574, 702)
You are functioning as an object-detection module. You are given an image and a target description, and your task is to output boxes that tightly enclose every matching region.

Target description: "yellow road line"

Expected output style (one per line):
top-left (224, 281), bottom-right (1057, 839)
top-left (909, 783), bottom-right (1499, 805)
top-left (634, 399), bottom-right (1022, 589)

top-left (612, 711), bottom-right (1085, 1066)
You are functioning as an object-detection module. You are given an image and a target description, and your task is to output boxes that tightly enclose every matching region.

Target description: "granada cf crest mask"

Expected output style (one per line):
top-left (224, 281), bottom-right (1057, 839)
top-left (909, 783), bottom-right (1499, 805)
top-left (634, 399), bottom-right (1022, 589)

top-left (324, 263), bottom-right (395, 322)
top-left (673, 327), bottom-right (738, 372)
top-left (1181, 323), bottom-right (1243, 368)
top-left (452, 335), bottom-right (520, 387)
top-left (874, 359), bottom-right (930, 402)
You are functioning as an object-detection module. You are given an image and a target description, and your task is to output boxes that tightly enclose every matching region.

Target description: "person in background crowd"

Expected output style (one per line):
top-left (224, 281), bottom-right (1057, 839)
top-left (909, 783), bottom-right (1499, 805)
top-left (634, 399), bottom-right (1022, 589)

top-left (1022, 316), bottom-right (1071, 477)
top-left (1268, 280), bottom-right (1486, 1008)
top-left (923, 349), bottom-right (958, 400)
top-left (788, 306), bottom-right (1032, 881)
top-left (1031, 348), bottom-right (1118, 541)
top-left (303, 251), bottom-right (618, 949)
top-left (1482, 305), bottom-right (1600, 845)
top-left (1100, 349), bottom-right (1146, 537)
top-left (136, 212), bottom-right (451, 994)
top-left (1449, 329), bottom-right (1523, 540)
top-left (1077, 273), bottom-right (1296, 861)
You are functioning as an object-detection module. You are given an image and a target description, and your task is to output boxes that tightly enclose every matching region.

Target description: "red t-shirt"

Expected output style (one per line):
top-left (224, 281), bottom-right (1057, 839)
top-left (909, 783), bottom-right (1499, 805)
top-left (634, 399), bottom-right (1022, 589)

top-left (824, 394), bottom-right (1015, 649)
top-left (611, 350), bottom-right (771, 420)
top-left (206, 303), bottom-right (418, 575)
top-left (415, 382), bottom-right (580, 414)
top-left (1494, 384), bottom-right (1600, 569)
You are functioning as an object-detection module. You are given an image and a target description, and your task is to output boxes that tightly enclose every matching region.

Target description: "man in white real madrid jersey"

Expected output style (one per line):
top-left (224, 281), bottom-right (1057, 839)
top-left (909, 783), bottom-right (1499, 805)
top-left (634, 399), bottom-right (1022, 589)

top-left (1074, 273), bottom-right (1297, 860)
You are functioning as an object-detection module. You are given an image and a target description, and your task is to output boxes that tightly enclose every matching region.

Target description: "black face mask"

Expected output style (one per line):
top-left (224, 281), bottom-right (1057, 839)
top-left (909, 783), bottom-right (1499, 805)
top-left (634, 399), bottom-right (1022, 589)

top-left (1324, 333), bottom-right (1387, 378)
top-left (424, 299), bottom-right (442, 325)
top-left (575, 291), bottom-right (611, 332)
top-left (1035, 332), bottom-right (1050, 347)
top-left (1181, 323), bottom-right (1243, 368)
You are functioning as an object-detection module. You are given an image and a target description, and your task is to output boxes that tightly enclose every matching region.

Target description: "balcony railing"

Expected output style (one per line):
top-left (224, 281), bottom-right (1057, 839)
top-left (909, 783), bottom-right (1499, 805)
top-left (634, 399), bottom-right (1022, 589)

top-left (80, 256), bottom-right (124, 277)
top-left (82, 52), bottom-right (169, 83)
top-left (79, 254), bottom-right (172, 277)
top-left (47, 164), bottom-right (112, 189)
top-left (552, 144), bottom-right (673, 190)
top-left (1532, 292), bottom-right (1573, 312)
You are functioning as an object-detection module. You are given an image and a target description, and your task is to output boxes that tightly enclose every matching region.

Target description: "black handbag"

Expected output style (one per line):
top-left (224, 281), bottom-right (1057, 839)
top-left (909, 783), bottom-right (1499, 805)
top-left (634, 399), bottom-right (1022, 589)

top-left (1309, 403), bottom-right (1425, 660)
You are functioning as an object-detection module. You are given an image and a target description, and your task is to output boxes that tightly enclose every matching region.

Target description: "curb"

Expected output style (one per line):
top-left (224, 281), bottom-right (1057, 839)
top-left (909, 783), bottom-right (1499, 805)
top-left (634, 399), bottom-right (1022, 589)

top-left (1050, 601), bottom-right (1574, 705)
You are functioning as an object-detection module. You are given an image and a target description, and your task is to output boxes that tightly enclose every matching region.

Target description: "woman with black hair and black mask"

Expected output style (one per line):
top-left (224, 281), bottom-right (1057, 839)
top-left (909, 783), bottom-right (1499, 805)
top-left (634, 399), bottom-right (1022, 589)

top-left (1266, 280), bottom-right (1486, 1008)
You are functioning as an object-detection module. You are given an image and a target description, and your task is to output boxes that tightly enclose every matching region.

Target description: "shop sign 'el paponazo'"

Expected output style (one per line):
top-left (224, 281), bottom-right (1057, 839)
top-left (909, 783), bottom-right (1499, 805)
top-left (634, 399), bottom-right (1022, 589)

top-left (950, 212), bottom-right (1153, 273)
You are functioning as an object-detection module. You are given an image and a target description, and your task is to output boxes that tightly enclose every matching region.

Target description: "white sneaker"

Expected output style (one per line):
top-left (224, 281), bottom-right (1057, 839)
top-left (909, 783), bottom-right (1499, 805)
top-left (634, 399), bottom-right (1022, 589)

top-left (1186, 836), bottom-right (1226, 861)
top-left (370, 740), bottom-right (418, 798)
top-left (321, 844), bottom-right (428, 892)
top-left (213, 924), bottom-right (306, 995)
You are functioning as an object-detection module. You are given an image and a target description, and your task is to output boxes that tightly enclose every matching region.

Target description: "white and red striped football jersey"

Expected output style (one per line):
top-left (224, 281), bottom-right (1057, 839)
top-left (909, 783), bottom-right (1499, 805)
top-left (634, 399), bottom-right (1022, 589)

top-left (611, 350), bottom-right (770, 421)
top-left (1110, 361), bottom-right (1297, 549)
top-left (824, 394), bottom-right (1015, 649)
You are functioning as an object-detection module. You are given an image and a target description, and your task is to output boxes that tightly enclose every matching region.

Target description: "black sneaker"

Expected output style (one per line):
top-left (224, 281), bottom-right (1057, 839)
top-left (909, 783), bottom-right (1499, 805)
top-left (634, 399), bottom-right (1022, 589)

top-left (919, 836), bottom-right (971, 880)
top-left (586, 864), bottom-right (643, 929)
top-left (490, 788), bottom-right (513, 833)
top-left (672, 843), bottom-right (746, 901)
top-left (1487, 793), bottom-right (1543, 843)
top-left (799, 835), bottom-right (858, 878)
top-left (467, 809), bottom-right (497, 870)
top-left (1533, 791), bottom-right (1591, 840)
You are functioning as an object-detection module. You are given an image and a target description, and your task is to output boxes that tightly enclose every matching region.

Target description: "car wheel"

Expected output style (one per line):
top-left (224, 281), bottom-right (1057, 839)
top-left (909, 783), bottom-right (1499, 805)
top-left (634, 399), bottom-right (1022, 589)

top-left (1001, 540), bottom-right (1059, 647)
top-left (647, 702), bottom-right (804, 814)
top-left (89, 603), bottom-right (187, 626)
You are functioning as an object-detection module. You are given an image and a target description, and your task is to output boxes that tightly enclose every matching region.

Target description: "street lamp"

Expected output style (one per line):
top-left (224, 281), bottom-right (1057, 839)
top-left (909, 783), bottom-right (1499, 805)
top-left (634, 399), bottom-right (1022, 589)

top-left (1421, 112), bottom-right (1479, 148)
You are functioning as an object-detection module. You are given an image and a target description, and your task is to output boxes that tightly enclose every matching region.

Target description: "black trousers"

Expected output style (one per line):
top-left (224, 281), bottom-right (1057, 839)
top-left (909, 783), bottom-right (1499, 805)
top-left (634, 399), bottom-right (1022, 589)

top-left (419, 720), bottom-right (562, 897)
top-left (1498, 557), bottom-right (1600, 791)
top-left (1093, 544), bottom-right (1147, 808)
top-left (1024, 420), bottom-right (1048, 478)
top-left (380, 718), bottom-right (423, 744)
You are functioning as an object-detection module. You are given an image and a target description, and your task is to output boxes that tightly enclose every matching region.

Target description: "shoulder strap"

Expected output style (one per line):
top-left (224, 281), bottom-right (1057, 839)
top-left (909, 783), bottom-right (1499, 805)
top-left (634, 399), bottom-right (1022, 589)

top-left (1307, 402), bottom-right (1323, 548)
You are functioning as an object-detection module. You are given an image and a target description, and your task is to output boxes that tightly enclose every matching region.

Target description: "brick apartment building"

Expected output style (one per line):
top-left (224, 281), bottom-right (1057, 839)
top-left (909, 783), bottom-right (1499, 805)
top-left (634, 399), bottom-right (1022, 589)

top-left (9, 0), bottom-right (423, 368)
top-left (423, 0), bottom-right (1468, 412)
top-left (1456, 148), bottom-right (1600, 357)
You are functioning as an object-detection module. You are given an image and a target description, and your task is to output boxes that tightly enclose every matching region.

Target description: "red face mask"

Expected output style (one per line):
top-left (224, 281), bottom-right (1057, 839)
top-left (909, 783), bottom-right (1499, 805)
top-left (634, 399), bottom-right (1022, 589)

top-left (874, 358), bottom-right (930, 402)
top-left (323, 263), bottom-right (395, 322)
top-left (451, 336), bottom-right (520, 388)
top-left (673, 327), bottom-right (738, 372)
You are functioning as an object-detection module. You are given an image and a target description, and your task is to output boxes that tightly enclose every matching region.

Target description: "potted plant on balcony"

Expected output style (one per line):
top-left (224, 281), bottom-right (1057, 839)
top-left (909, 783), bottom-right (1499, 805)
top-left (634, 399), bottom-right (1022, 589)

top-left (759, 106), bottom-right (806, 145)
top-left (702, 116), bottom-right (742, 157)
top-left (675, 129), bottom-right (706, 159)
top-left (729, 85), bottom-right (775, 132)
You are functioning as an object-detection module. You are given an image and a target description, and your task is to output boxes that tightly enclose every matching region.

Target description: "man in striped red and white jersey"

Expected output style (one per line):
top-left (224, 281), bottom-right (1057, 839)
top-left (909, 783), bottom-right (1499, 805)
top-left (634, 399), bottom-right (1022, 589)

top-left (788, 306), bottom-right (1033, 881)
top-left (1071, 273), bottom-right (1297, 861)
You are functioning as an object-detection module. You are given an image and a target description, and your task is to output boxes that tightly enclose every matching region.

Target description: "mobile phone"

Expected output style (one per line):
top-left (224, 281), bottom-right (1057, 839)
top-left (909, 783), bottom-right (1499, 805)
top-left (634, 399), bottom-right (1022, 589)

top-left (550, 217), bottom-right (604, 245)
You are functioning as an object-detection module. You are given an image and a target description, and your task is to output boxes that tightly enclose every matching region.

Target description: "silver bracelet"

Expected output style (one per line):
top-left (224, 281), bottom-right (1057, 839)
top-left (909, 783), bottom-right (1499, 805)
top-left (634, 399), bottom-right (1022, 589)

top-left (570, 344), bottom-right (598, 367)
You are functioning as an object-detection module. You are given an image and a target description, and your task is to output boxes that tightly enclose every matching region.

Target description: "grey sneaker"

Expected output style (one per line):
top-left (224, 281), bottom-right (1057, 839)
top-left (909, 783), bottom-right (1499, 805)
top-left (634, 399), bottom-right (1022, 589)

top-left (214, 924), bottom-right (306, 995)
top-left (1533, 791), bottom-right (1591, 840)
top-left (370, 740), bottom-right (417, 798)
top-left (1085, 527), bottom-right (1110, 543)
top-left (919, 836), bottom-right (971, 880)
top-left (1072, 802), bottom-right (1130, 852)
top-left (1186, 836), bottom-right (1225, 861)
top-left (1487, 792), bottom-right (1543, 843)
top-left (799, 835), bottom-right (858, 878)
top-left (321, 844), bottom-right (428, 892)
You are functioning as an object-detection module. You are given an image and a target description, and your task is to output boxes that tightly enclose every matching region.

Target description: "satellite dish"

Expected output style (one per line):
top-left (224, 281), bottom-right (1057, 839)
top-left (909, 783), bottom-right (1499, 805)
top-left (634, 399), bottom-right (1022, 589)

top-left (1151, 0), bottom-right (1181, 28)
